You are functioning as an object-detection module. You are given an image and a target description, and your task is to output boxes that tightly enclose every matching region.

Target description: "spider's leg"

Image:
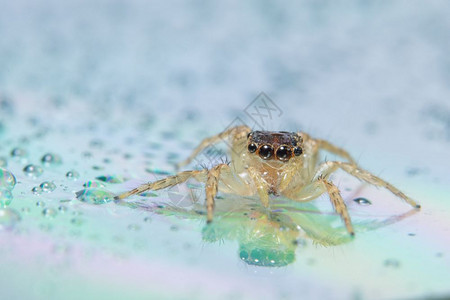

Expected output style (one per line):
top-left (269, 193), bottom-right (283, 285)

top-left (313, 161), bottom-right (420, 208)
top-left (205, 163), bottom-right (230, 222)
top-left (247, 167), bottom-right (270, 208)
top-left (176, 125), bottom-right (251, 169)
top-left (318, 176), bottom-right (354, 236)
top-left (302, 133), bottom-right (356, 164)
top-left (114, 170), bottom-right (207, 200)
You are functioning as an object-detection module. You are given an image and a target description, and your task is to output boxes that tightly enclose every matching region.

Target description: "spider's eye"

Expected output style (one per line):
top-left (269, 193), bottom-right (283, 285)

top-left (293, 147), bottom-right (303, 156)
top-left (276, 146), bottom-right (292, 161)
top-left (248, 143), bottom-right (257, 153)
top-left (259, 145), bottom-right (274, 159)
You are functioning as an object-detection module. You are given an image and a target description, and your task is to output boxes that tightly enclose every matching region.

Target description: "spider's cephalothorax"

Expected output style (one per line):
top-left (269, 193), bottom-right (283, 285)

top-left (247, 131), bottom-right (303, 162)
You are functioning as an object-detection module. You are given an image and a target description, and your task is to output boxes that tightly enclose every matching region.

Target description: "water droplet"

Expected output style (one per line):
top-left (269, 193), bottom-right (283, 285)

top-left (66, 170), bottom-right (80, 180)
top-left (0, 157), bottom-right (7, 167)
top-left (89, 139), bottom-right (103, 148)
top-left (0, 208), bottom-right (20, 230)
top-left (40, 181), bottom-right (56, 193)
top-left (41, 153), bottom-right (62, 166)
top-left (42, 208), bottom-right (57, 218)
top-left (353, 197), bottom-right (372, 205)
top-left (23, 164), bottom-right (44, 178)
top-left (384, 259), bottom-right (400, 268)
top-left (127, 224), bottom-right (141, 231)
top-left (82, 181), bottom-right (106, 188)
top-left (32, 186), bottom-right (43, 195)
top-left (75, 188), bottom-right (114, 204)
top-left (10, 147), bottom-right (27, 159)
top-left (58, 205), bottom-right (67, 212)
top-left (70, 218), bottom-right (84, 226)
top-left (0, 168), bottom-right (16, 190)
top-left (95, 175), bottom-right (124, 184)
top-left (0, 188), bottom-right (13, 207)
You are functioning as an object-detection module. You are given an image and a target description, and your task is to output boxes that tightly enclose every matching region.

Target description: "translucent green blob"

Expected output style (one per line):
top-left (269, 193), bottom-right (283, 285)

top-left (239, 245), bottom-right (295, 267)
top-left (0, 168), bottom-right (16, 190)
top-left (76, 188), bottom-right (114, 205)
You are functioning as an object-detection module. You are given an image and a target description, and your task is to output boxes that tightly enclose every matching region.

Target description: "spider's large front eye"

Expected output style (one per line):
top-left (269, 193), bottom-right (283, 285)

top-left (259, 145), bottom-right (274, 159)
top-left (276, 146), bottom-right (292, 161)
top-left (248, 143), bottom-right (257, 153)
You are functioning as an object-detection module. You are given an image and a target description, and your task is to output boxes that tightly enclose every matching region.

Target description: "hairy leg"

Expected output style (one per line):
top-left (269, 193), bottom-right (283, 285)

top-left (114, 169), bottom-right (207, 200)
top-left (205, 164), bottom-right (230, 222)
top-left (176, 125), bottom-right (251, 169)
top-left (312, 161), bottom-right (420, 208)
top-left (302, 133), bottom-right (356, 164)
top-left (318, 176), bottom-right (354, 235)
top-left (287, 178), bottom-right (354, 235)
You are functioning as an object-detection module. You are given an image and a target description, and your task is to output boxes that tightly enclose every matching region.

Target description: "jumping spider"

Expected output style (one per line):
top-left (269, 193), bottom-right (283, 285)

top-left (116, 125), bottom-right (420, 236)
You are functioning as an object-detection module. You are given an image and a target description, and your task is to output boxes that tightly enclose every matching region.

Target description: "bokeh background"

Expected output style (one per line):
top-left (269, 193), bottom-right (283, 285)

top-left (0, 1), bottom-right (449, 299)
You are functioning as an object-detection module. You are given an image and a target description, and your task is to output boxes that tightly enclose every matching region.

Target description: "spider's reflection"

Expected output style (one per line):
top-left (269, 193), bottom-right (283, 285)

top-left (123, 194), bottom-right (417, 267)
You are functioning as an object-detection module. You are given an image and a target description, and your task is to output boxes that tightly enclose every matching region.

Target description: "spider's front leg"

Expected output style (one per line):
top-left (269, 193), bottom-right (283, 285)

top-left (318, 176), bottom-right (354, 235)
top-left (176, 125), bottom-right (251, 169)
top-left (114, 169), bottom-right (207, 200)
top-left (205, 163), bottom-right (230, 222)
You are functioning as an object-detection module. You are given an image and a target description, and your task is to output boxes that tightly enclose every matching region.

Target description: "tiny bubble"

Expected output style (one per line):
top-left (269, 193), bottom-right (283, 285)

top-left (10, 147), bottom-right (27, 158)
top-left (66, 170), bottom-right (80, 180)
top-left (23, 164), bottom-right (44, 178)
top-left (41, 153), bottom-right (62, 166)
top-left (353, 197), bottom-right (372, 205)
top-left (42, 208), bottom-right (57, 218)
top-left (127, 224), bottom-right (141, 231)
top-left (40, 181), bottom-right (56, 193)
top-left (384, 259), bottom-right (400, 268)
top-left (32, 186), bottom-right (43, 195)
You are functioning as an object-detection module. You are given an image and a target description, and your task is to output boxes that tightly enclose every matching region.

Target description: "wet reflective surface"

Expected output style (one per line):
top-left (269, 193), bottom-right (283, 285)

top-left (1, 1), bottom-right (450, 299)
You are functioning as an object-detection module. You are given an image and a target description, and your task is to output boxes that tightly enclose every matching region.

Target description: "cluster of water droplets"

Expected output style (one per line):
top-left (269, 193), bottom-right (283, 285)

top-left (0, 167), bottom-right (16, 207)
top-left (0, 167), bottom-right (20, 229)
